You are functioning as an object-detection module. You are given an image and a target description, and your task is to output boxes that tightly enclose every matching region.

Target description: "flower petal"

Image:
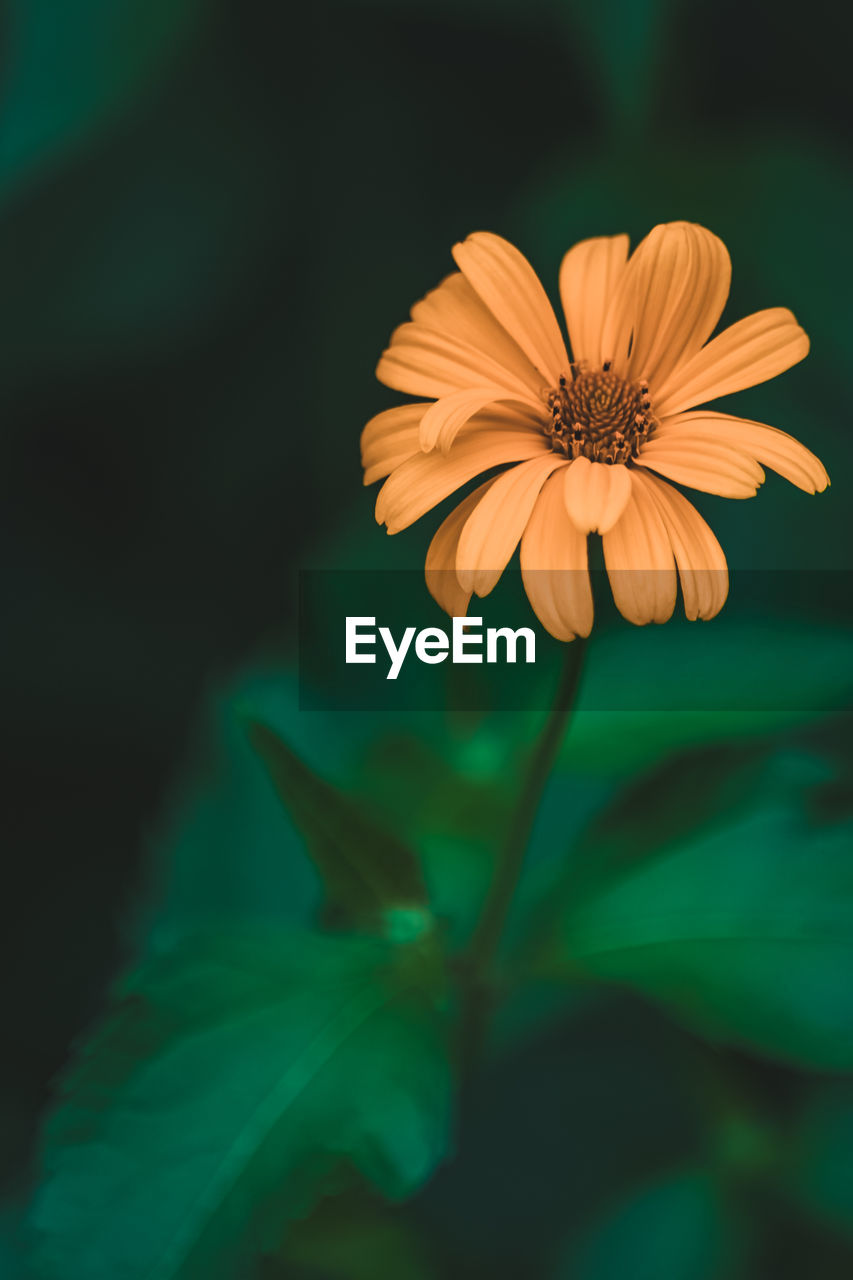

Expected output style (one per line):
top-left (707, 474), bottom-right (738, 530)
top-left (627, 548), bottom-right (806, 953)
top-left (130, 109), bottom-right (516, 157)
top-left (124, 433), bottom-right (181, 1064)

top-left (638, 223), bottom-right (731, 388)
top-left (601, 222), bottom-right (731, 387)
top-left (375, 429), bottom-right (549, 534)
top-left (410, 271), bottom-right (546, 396)
top-left (653, 308), bottom-right (809, 417)
top-left (558, 234), bottom-right (629, 367)
top-left (452, 232), bottom-right (570, 383)
top-left (377, 322), bottom-right (541, 400)
top-left (425, 479), bottom-right (496, 617)
top-left (634, 437), bottom-right (765, 498)
top-left (456, 454), bottom-right (567, 597)
top-left (520, 470), bottom-right (593, 641)
top-left (418, 386), bottom-right (542, 453)
top-left (563, 457), bottom-right (632, 534)
top-left (361, 403), bottom-right (429, 484)
top-left (602, 471), bottom-right (677, 625)
top-left (632, 469), bottom-right (729, 621)
top-left (654, 411), bottom-right (829, 494)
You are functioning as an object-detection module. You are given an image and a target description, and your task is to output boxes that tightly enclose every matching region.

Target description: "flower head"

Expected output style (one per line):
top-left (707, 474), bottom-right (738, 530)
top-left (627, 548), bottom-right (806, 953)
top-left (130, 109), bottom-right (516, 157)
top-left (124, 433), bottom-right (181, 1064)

top-left (361, 223), bottom-right (829, 638)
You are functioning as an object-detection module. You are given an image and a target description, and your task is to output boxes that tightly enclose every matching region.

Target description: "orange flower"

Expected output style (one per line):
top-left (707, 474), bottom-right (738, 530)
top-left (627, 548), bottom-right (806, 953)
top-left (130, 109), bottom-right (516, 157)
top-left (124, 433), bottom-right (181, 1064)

top-left (361, 224), bottom-right (828, 639)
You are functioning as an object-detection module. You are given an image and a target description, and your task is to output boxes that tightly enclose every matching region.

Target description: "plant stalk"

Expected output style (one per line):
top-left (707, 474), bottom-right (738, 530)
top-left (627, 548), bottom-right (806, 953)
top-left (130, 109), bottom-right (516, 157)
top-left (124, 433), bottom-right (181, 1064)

top-left (460, 637), bottom-right (587, 1068)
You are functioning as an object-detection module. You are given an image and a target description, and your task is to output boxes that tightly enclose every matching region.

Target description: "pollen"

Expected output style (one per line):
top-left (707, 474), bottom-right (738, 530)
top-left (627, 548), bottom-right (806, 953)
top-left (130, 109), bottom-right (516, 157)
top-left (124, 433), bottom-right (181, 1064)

top-left (545, 363), bottom-right (654, 464)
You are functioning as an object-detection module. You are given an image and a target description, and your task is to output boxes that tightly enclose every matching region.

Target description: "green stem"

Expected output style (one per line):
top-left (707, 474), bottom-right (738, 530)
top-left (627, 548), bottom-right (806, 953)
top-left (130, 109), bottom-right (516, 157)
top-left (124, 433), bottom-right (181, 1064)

top-left (460, 637), bottom-right (588, 1065)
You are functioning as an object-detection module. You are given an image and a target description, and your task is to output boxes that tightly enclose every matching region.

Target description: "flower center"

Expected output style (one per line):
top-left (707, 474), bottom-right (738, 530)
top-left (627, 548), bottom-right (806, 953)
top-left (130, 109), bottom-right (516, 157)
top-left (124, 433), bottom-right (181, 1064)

top-left (544, 363), bottom-right (654, 464)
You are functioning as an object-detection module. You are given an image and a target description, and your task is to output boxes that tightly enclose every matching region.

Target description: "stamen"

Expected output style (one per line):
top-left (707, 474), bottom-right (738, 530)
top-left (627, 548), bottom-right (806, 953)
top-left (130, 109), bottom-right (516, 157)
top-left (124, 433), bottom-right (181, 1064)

top-left (545, 366), bottom-right (656, 464)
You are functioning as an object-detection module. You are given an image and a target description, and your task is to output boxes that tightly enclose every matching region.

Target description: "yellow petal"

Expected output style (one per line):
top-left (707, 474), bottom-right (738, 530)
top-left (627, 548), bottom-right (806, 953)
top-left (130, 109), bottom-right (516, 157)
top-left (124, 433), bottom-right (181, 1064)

top-left (601, 222), bottom-right (731, 387)
top-left (634, 438), bottom-right (765, 498)
top-left (377, 322), bottom-right (541, 400)
top-left (653, 308), bottom-right (809, 417)
top-left (452, 232), bottom-right (570, 384)
top-left (375, 429), bottom-right (549, 534)
top-left (418, 386), bottom-right (542, 453)
top-left (425, 480), bottom-right (496, 617)
top-left (602, 471), bottom-right (677, 624)
top-left (520, 470), bottom-right (593, 641)
top-left (604, 223), bottom-right (691, 375)
top-left (638, 223), bottom-right (731, 388)
top-left (456, 454), bottom-right (567, 597)
top-left (619, 221), bottom-right (692, 376)
top-left (632, 469), bottom-right (729, 621)
top-left (654, 411), bottom-right (829, 493)
top-left (361, 403), bottom-right (429, 484)
top-left (410, 271), bottom-right (546, 397)
top-left (558, 234), bottom-right (629, 367)
top-left (563, 457), bottom-right (632, 534)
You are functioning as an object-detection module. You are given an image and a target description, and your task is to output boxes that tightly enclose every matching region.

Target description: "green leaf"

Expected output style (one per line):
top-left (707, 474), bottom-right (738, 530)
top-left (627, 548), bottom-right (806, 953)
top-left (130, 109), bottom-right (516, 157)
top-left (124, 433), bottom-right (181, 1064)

top-left (528, 746), bottom-right (853, 1068)
top-left (556, 1169), bottom-right (737, 1280)
top-left (245, 719), bottom-right (429, 933)
top-left (561, 620), bottom-right (853, 780)
top-left (0, 0), bottom-right (206, 195)
top-left (29, 929), bottom-right (452, 1280)
top-left (143, 687), bottom-right (322, 948)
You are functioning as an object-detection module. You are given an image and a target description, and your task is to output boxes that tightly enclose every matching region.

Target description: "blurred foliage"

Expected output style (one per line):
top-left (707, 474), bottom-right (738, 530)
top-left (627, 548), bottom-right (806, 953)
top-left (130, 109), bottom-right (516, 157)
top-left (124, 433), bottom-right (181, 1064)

top-left (268, 1190), bottom-right (439, 1280)
top-left (246, 719), bottom-right (429, 931)
top-left (1, 0), bottom-right (852, 1276)
top-left (789, 1082), bottom-right (853, 1240)
top-left (525, 734), bottom-right (853, 1068)
top-left (19, 646), bottom-right (853, 1277)
top-left (556, 1168), bottom-right (735, 1280)
top-left (30, 929), bottom-right (451, 1280)
top-left (0, 0), bottom-right (209, 193)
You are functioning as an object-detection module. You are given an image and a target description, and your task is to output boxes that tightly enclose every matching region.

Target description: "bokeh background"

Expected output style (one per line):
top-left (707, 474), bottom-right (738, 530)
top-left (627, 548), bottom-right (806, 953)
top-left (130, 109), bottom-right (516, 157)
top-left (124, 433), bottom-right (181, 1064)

top-left (2, 1), bottom-right (853, 1276)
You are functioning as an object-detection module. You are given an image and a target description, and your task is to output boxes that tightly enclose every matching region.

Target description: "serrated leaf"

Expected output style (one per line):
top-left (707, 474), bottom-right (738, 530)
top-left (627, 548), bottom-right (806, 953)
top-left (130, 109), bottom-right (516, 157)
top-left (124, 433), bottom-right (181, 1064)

top-left (29, 929), bottom-right (451, 1280)
top-left (245, 719), bottom-right (428, 931)
top-left (528, 746), bottom-right (853, 1068)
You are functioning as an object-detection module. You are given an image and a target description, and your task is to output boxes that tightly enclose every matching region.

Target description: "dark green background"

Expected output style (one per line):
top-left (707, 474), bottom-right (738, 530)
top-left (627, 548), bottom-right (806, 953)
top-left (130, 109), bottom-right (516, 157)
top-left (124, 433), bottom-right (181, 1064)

top-left (1, 1), bottom-right (852, 1276)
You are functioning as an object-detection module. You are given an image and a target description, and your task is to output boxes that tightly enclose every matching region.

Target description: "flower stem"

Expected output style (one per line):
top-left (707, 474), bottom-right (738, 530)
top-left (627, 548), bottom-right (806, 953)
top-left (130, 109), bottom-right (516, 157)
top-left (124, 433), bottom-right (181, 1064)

top-left (460, 638), bottom-right (587, 1068)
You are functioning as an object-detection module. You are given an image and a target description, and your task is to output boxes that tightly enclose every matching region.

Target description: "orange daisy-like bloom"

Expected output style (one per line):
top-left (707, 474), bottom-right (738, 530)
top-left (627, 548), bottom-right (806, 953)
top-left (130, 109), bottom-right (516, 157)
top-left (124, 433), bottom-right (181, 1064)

top-left (361, 223), bottom-right (829, 639)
